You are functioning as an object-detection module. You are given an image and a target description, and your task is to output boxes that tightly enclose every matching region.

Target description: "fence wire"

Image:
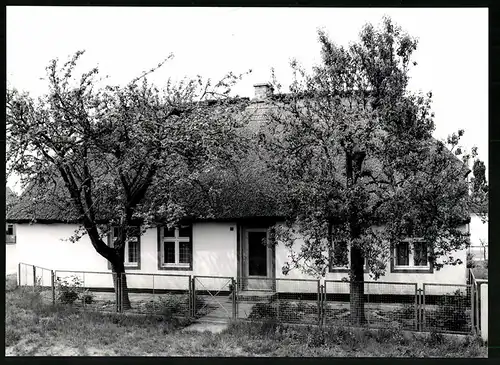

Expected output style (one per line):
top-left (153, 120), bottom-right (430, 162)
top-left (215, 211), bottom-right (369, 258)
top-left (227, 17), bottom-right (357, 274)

top-left (323, 280), bottom-right (418, 330)
top-left (119, 272), bottom-right (191, 318)
top-left (18, 263), bottom-right (54, 306)
top-left (52, 270), bottom-right (117, 312)
top-left (14, 263), bottom-right (481, 336)
top-left (423, 283), bottom-right (472, 334)
top-left (237, 278), bottom-right (320, 325)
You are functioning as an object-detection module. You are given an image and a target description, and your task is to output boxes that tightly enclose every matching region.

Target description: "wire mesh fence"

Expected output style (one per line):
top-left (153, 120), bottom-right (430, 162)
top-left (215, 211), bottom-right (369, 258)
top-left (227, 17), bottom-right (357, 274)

top-left (323, 280), bottom-right (418, 330)
top-left (119, 272), bottom-right (191, 318)
top-left (422, 283), bottom-right (472, 334)
top-left (13, 263), bottom-right (482, 336)
top-left (52, 270), bottom-right (118, 312)
top-left (18, 263), bottom-right (54, 305)
top-left (237, 278), bottom-right (320, 325)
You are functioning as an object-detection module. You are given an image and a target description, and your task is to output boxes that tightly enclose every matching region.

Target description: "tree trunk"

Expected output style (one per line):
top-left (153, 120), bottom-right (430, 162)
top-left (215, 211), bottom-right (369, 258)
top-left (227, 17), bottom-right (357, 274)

top-left (346, 150), bottom-right (367, 326)
top-left (349, 245), bottom-right (366, 325)
top-left (111, 261), bottom-right (131, 310)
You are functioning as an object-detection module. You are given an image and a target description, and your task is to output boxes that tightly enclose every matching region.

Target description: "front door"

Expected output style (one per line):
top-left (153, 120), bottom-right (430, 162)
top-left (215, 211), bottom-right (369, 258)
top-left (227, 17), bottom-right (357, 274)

top-left (242, 228), bottom-right (274, 291)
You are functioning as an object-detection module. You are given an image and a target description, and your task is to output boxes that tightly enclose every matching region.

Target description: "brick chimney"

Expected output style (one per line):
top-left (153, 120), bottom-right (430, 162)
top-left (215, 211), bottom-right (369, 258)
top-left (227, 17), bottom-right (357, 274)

top-left (253, 83), bottom-right (274, 100)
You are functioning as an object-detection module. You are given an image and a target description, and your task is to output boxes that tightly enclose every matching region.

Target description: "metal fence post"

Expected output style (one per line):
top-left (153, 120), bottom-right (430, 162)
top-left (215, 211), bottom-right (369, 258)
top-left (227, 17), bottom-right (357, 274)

top-left (191, 276), bottom-right (196, 317)
top-left (120, 273), bottom-right (123, 313)
top-left (231, 277), bottom-right (236, 320)
top-left (414, 285), bottom-right (418, 331)
top-left (416, 288), bottom-right (422, 331)
top-left (471, 283), bottom-right (476, 333)
top-left (82, 272), bottom-right (86, 310)
top-left (187, 275), bottom-right (191, 317)
top-left (323, 283), bottom-right (327, 327)
top-left (421, 285), bottom-right (426, 332)
top-left (51, 270), bottom-right (56, 305)
top-left (317, 281), bottom-right (321, 327)
top-left (277, 291), bottom-right (281, 322)
top-left (476, 282), bottom-right (481, 334)
top-left (152, 274), bottom-right (156, 315)
top-left (115, 273), bottom-right (121, 313)
top-left (32, 265), bottom-right (36, 291)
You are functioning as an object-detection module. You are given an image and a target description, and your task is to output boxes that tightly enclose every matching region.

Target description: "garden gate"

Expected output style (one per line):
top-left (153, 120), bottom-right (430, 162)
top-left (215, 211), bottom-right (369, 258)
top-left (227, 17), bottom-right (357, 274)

top-left (192, 275), bottom-right (236, 322)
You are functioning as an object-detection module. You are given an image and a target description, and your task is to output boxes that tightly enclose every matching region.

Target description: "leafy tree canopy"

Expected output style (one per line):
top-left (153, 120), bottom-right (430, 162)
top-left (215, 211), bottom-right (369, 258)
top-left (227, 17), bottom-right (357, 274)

top-left (259, 16), bottom-right (485, 282)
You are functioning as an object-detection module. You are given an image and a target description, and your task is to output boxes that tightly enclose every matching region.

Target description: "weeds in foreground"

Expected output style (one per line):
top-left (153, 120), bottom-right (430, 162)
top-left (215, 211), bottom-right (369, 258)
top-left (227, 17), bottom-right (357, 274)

top-left (142, 294), bottom-right (189, 318)
top-left (5, 288), bottom-right (487, 357)
top-left (223, 321), bottom-right (486, 357)
top-left (6, 274), bottom-right (17, 292)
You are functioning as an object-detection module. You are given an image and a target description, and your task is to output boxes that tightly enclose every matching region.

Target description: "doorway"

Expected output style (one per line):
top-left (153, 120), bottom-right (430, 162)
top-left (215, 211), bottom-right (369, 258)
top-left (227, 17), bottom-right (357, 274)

top-left (241, 227), bottom-right (275, 291)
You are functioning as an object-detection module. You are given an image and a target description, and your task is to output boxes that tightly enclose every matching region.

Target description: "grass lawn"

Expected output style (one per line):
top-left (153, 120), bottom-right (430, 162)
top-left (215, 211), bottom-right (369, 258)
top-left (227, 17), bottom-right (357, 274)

top-left (5, 285), bottom-right (487, 357)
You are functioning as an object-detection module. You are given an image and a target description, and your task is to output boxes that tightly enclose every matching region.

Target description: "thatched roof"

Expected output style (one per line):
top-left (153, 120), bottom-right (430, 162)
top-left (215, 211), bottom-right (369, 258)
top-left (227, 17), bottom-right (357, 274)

top-left (6, 92), bottom-right (470, 224)
top-left (5, 96), bottom-right (284, 223)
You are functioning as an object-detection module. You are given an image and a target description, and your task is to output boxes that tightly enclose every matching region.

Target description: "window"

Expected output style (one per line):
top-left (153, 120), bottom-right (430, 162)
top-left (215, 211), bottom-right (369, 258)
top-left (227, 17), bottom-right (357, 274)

top-left (395, 242), bottom-right (410, 266)
top-left (330, 241), bottom-right (349, 270)
top-left (6, 224), bottom-right (16, 244)
top-left (158, 225), bottom-right (192, 270)
top-left (329, 240), bottom-right (368, 272)
top-left (392, 239), bottom-right (432, 273)
top-left (108, 226), bottom-right (141, 269)
top-left (413, 241), bottom-right (428, 266)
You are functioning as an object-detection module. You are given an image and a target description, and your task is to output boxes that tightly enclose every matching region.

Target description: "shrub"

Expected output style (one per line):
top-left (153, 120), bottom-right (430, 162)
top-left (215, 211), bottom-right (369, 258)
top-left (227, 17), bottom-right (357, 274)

top-left (248, 300), bottom-right (311, 323)
top-left (434, 290), bottom-right (469, 332)
top-left (397, 303), bottom-right (416, 320)
top-left (56, 275), bottom-right (83, 304)
top-left (279, 301), bottom-right (300, 322)
top-left (143, 294), bottom-right (188, 318)
top-left (248, 302), bottom-right (277, 319)
top-left (81, 289), bottom-right (95, 304)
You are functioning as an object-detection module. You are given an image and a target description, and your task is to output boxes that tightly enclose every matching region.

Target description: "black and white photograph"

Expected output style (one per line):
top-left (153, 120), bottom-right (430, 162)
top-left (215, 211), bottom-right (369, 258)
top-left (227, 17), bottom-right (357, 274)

top-left (5, 6), bottom-right (488, 357)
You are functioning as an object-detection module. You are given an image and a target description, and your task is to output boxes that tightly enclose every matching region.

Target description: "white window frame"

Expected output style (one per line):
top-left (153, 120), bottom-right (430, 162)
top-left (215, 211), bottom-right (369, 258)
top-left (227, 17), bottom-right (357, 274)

top-left (124, 236), bottom-right (139, 267)
top-left (111, 227), bottom-right (140, 268)
top-left (161, 227), bottom-right (191, 269)
top-left (5, 223), bottom-right (16, 244)
top-left (393, 238), bottom-right (430, 270)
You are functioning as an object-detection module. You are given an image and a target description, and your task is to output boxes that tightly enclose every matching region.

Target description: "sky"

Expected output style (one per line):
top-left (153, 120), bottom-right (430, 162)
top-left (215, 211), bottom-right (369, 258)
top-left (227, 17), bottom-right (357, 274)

top-left (6, 7), bottom-right (488, 192)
